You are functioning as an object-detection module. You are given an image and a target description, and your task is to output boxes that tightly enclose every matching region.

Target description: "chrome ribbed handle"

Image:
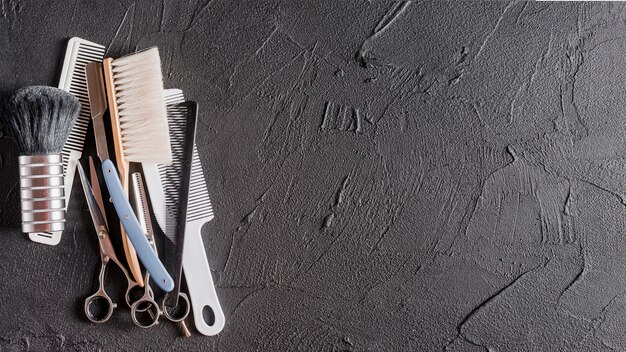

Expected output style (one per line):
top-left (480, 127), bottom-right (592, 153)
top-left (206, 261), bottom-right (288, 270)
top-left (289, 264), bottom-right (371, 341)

top-left (19, 154), bottom-right (66, 233)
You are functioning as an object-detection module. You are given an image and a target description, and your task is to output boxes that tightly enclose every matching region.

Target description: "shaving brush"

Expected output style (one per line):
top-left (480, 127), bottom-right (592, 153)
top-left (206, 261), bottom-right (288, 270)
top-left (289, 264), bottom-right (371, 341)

top-left (3, 86), bottom-right (80, 233)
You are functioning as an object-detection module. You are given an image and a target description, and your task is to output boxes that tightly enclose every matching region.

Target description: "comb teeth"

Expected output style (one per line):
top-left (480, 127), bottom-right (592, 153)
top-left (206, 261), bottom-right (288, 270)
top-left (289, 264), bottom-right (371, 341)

top-left (158, 106), bottom-right (213, 237)
top-left (59, 39), bottom-right (106, 173)
top-left (159, 104), bottom-right (187, 238)
top-left (186, 145), bottom-right (214, 222)
top-left (164, 89), bottom-right (184, 106)
top-left (110, 47), bottom-right (172, 164)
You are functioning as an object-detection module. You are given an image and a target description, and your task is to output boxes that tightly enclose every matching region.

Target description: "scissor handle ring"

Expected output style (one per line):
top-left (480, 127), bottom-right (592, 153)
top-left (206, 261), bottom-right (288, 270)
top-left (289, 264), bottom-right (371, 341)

top-left (84, 292), bottom-right (115, 323)
top-left (125, 280), bottom-right (154, 308)
top-left (161, 292), bottom-right (191, 323)
top-left (130, 297), bottom-right (161, 328)
top-left (130, 289), bottom-right (156, 314)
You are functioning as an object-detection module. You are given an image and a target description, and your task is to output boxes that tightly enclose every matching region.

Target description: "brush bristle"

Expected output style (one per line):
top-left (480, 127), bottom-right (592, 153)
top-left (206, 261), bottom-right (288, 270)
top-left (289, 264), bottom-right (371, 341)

top-left (3, 86), bottom-right (80, 155)
top-left (111, 47), bottom-right (172, 164)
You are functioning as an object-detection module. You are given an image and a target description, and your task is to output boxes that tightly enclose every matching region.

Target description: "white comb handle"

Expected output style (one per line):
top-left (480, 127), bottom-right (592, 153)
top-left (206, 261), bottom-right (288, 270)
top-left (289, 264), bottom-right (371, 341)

top-left (183, 219), bottom-right (225, 335)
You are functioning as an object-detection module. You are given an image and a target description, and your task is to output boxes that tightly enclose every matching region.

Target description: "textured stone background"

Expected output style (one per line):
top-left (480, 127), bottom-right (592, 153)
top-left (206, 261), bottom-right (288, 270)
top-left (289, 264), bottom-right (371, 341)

top-left (1, 1), bottom-right (626, 351)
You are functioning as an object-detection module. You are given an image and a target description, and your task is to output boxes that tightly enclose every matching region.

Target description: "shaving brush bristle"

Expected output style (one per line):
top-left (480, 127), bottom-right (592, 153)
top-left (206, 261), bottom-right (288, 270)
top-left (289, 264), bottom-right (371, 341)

top-left (4, 86), bottom-right (80, 155)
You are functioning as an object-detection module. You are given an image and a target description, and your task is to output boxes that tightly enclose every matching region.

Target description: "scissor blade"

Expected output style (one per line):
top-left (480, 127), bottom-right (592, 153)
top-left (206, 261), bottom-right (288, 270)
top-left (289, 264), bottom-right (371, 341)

top-left (85, 62), bottom-right (110, 161)
top-left (88, 157), bottom-right (108, 227)
top-left (77, 162), bottom-right (108, 232)
top-left (79, 161), bottom-right (125, 267)
top-left (131, 172), bottom-right (157, 251)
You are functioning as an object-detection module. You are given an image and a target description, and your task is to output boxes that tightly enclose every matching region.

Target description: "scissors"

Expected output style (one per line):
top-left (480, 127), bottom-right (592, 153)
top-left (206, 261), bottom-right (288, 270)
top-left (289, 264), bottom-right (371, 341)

top-left (129, 172), bottom-right (191, 335)
top-left (78, 157), bottom-right (141, 323)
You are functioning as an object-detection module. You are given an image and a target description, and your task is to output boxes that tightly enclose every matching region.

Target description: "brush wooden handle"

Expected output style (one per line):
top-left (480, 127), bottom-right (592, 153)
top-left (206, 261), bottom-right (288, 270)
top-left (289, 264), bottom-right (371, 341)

top-left (120, 171), bottom-right (144, 286)
top-left (103, 58), bottom-right (144, 286)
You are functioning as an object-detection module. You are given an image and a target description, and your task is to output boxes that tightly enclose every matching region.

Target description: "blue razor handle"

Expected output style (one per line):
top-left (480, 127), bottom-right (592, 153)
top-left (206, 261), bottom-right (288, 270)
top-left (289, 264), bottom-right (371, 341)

top-left (101, 159), bottom-right (175, 292)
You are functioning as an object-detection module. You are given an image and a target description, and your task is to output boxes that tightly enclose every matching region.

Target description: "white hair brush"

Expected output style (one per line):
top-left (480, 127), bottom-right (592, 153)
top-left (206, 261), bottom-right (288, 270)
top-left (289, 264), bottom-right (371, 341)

top-left (101, 47), bottom-right (173, 287)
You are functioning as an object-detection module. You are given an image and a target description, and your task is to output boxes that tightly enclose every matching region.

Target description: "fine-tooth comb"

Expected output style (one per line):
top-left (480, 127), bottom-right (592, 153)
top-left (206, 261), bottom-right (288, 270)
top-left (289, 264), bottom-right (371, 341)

top-left (28, 37), bottom-right (105, 246)
top-left (185, 145), bottom-right (215, 223)
top-left (158, 103), bottom-right (223, 335)
top-left (159, 102), bottom-right (197, 309)
top-left (160, 103), bottom-right (196, 236)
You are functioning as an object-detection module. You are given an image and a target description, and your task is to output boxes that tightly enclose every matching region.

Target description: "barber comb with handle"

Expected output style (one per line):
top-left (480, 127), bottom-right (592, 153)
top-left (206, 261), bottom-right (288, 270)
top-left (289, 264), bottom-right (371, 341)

top-left (159, 102), bottom-right (225, 335)
top-left (3, 86), bottom-right (80, 234)
top-left (182, 143), bottom-right (225, 335)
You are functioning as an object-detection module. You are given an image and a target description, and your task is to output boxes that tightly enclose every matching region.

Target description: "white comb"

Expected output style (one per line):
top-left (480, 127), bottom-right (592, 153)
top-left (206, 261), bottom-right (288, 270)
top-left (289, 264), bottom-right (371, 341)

top-left (159, 103), bottom-right (222, 335)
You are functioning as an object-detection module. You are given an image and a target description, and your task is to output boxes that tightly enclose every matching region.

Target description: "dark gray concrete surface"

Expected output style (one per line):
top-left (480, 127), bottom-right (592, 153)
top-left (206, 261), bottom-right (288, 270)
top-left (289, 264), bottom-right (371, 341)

top-left (1, 1), bottom-right (625, 351)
